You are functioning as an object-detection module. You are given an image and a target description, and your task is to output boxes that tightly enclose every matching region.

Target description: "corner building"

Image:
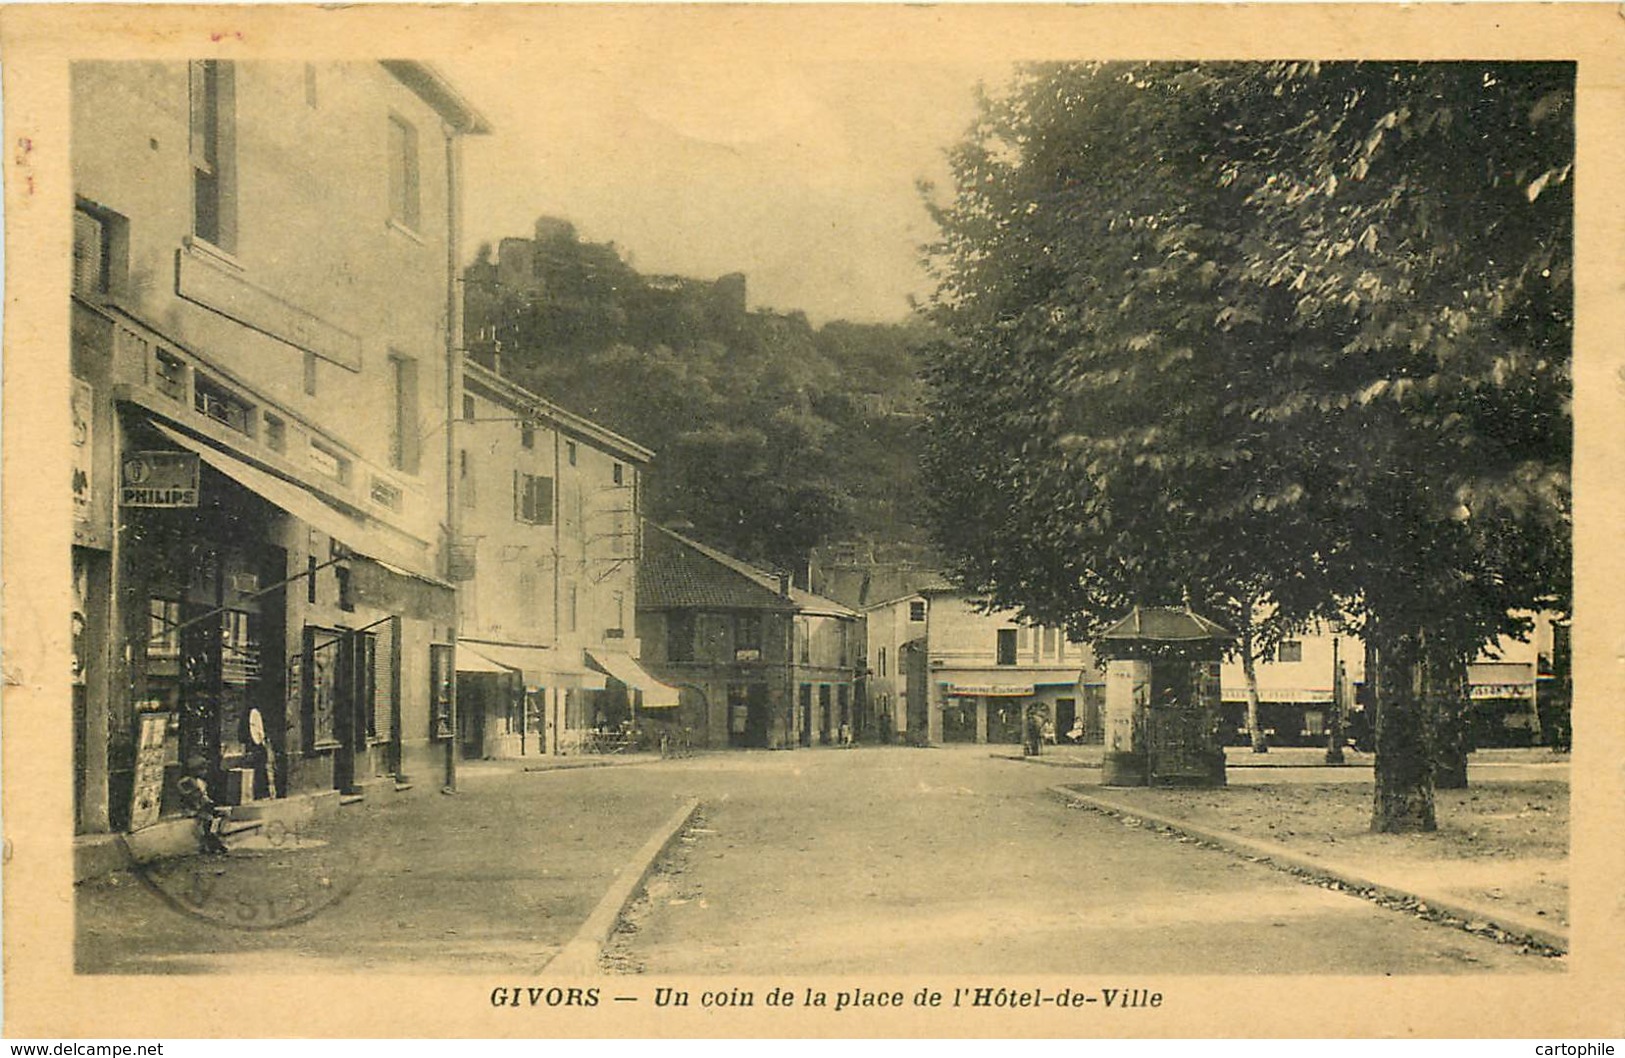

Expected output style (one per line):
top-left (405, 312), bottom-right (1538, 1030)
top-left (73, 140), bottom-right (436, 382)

top-left (70, 61), bottom-right (488, 833)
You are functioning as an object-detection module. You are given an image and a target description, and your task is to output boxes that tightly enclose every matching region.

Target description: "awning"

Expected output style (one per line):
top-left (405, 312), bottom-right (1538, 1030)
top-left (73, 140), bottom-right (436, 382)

top-left (455, 642), bottom-right (512, 675)
top-left (460, 639), bottom-right (606, 691)
top-left (585, 649), bottom-right (682, 708)
top-left (153, 422), bottom-right (424, 572)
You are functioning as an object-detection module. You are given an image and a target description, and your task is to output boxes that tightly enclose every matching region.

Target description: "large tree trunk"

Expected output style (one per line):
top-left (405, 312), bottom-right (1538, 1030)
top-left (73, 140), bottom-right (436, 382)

top-left (1369, 626), bottom-right (1437, 833)
top-left (1428, 650), bottom-right (1470, 790)
top-left (1240, 613), bottom-right (1268, 754)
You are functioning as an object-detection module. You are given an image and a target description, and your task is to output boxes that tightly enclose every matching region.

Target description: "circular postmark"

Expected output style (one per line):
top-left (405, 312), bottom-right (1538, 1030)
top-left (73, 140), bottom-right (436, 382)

top-left (133, 813), bottom-right (372, 932)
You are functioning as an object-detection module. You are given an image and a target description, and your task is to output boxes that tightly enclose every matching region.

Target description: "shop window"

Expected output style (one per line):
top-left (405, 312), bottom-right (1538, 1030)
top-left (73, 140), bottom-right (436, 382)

top-left (515, 472), bottom-right (553, 525)
top-left (667, 609), bottom-right (695, 663)
top-left (388, 113), bottom-right (421, 232)
top-left (996, 628), bottom-right (1018, 666)
top-left (189, 60), bottom-right (236, 252)
top-left (390, 353), bottom-right (420, 474)
top-left (304, 627), bottom-right (343, 752)
top-left (909, 599), bottom-right (926, 623)
top-left (194, 374), bottom-right (253, 435)
top-left (1277, 640), bottom-right (1304, 663)
top-left (734, 613), bottom-right (764, 661)
top-left (429, 643), bottom-right (453, 739)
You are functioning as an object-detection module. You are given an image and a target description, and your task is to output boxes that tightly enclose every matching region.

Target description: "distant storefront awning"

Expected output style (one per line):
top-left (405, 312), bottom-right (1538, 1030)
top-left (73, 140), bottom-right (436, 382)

top-left (459, 640), bottom-right (606, 691)
top-left (455, 643), bottom-right (512, 675)
top-left (585, 649), bottom-right (682, 708)
top-left (153, 422), bottom-right (426, 573)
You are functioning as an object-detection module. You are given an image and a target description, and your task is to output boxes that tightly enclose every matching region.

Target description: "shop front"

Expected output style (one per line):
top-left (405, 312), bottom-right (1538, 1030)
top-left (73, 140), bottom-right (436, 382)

top-left (456, 639), bottom-right (604, 758)
top-left (107, 412), bottom-right (457, 832)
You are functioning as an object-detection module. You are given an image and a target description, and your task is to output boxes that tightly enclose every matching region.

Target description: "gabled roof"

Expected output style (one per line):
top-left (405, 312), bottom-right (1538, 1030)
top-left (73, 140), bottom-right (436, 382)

top-left (861, 571), bottom-right (955, 611)
top-left (638, 523), bottom-right (857, 618)
top-left (1100, 606), bottom-right (1234, 643)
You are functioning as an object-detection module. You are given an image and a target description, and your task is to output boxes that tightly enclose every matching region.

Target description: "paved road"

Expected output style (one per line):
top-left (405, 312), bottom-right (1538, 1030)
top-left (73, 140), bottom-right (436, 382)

top-left (77, 747), bottom-right (1560, 974)
top-left (606, 747), bottom-right (1560, 975)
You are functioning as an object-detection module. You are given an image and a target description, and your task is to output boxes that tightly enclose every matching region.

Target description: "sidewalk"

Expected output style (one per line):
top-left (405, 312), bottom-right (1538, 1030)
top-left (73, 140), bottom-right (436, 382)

top-left (1051, 770), bottom-right (1568, 953)
top-left (76, 763), bottom-right (692, 973)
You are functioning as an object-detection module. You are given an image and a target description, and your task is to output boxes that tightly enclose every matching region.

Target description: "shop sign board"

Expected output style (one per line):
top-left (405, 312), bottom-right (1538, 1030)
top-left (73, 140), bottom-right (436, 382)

top-left (949, 682), bottom-right (1035, 697)
top-left (121, 451), bottom-right (200, 508)
top-left (129, 710), bottom-right (172, 831)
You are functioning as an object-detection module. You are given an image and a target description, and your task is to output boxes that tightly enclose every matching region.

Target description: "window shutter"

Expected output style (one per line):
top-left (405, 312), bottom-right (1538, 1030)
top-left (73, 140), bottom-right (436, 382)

top-left (513, 469), bottom-right (521, 520)
top-left (537, 476), bottom-right (554, 525)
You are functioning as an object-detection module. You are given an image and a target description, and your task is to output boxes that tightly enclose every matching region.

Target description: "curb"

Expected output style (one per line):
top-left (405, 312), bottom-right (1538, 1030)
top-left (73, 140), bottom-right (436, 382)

top-left (543, 796), bottom-right (703, 976)
top-left (1049, 785), bottom-right (1568, 954)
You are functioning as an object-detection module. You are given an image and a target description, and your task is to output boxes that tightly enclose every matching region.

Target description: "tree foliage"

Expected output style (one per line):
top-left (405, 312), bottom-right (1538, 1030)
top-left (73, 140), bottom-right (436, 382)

top-left (921, 61), bottom-right (1572, 828)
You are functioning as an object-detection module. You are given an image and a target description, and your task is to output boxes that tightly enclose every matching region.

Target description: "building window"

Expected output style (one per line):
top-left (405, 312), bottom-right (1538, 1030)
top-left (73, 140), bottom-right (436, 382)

top-left (189, 60), bottom-right (236, 251)
top-left (459, 450), bottom-right (476, 508)
top-left (521, 423), bottom-right (535, 449)
top-left (877, 646), bottom-right (887, 678)
top-left (610, 591), bottom-right (626, 636)
top-left (264, 413), bottom-right (287, 453)
top-left (1277, 640), bottom-right (1304, 663)
top-left (797, 620), bottom-right (811, 665)
top-left (154, 349), bottom-right (186, 402)
top-left (309, 439), bottom-right (350, 484)
top-left (390, 354), bottom-right (420, 474)
top-left (369, 476), bottom-right (402, 511)
top-left (336, 565), bottom-right (354, 612)
top-left (388, 114), bottom-right (421, 232)
top-left (838, 624), bottom-right (850, 667)
top-left (612, 462), bottom-right (624, 485)
top-left (194, 374), bottom-right (254, 436)
top-left (909, 600), bottom-right (927, 623)
top-left (303, 351), bottom-right (318, 396)
top-left (73, 207), bottom-right (110, 296)
top-left (734, 614), bottom-right (763, 661)
top-left (1042, 627), bottom-right (1058, 659)
top-left (667, 609), bottom-right (695, 663)
top-left (514, 472), bottom-right (553, 525)
top-left (462, 394), bottom-right (476, 421)
top-left (566, 441), bottom-right (577, 466)
top-left (566, 582), bottom-right (578, 633)
top-left (147, 598), bottom-right (182, 659)
top-left (996, 628), bottom-right (1018, 666)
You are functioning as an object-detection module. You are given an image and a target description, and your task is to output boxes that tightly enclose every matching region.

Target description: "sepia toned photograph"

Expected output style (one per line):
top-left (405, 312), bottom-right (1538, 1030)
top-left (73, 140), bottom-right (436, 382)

top-left (4, 2), bottom-right (1624, 1041)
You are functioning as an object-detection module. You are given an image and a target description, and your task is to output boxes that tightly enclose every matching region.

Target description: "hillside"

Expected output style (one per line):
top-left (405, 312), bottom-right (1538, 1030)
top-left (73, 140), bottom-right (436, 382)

top-left (462, 218), bottom-right (936, 573)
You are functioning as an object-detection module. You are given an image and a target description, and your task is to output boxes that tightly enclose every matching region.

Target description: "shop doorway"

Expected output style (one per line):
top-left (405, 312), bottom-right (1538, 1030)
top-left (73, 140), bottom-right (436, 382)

top-left (818, 685), bottom-right (832, 744)
top-left (987, 699), bottom-right (1024, 744)
top-left (729, 683), bottom-right (772, 748)
top-left (941, 697), bottom-right (976, 742)
top-left (799, 684), bottom-right (813, 747)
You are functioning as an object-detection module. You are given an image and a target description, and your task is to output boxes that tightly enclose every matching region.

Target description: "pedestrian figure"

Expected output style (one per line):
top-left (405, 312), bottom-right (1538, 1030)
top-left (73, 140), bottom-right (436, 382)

top-left (176, 774), bottom-right (231, 856)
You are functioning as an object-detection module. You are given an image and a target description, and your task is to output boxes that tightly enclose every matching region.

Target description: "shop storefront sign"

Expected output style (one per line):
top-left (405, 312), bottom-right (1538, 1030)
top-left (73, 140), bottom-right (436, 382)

top-left (948, 682), bottom-right (1035, 697)
top-left (121, 451), bottom-right (200, 508)
top-left (72, 378), bottom-right (94, 533)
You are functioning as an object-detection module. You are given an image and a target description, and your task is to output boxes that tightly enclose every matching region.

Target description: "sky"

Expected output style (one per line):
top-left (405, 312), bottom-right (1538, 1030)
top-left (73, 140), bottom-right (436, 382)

top-left (447, 57), bottom-right (1014, 325)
